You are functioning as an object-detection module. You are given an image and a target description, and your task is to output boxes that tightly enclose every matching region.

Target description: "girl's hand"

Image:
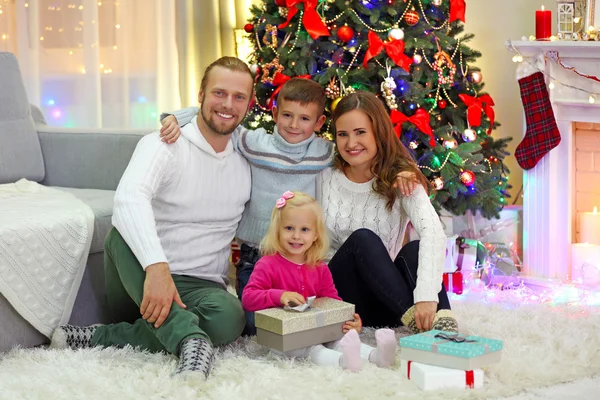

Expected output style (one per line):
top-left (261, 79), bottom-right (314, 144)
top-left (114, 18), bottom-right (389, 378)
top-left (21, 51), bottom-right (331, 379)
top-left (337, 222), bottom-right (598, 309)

top-left (393, 171), bottom-right (419, 197)
top-left (343, 313), bottom-right (362, 333)
top-left (160, 115), bottom-right (181, 144)
top-left (415, 301), bottom-right (437, 331)
top-left (280, 291), bottom-right (306, 307)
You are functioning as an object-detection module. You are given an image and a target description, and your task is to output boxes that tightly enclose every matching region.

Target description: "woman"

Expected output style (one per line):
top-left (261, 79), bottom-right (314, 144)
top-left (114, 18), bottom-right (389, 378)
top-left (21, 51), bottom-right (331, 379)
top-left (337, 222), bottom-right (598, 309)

top-left (317, 91), bottom-right (457, 332)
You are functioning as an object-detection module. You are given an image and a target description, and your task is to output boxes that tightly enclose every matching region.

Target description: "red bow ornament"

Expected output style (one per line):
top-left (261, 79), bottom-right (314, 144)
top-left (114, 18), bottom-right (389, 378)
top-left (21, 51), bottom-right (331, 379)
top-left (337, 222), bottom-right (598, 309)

top-left (363, 31), bottom-right (413, 72)
top-left (458, 93), bottom-right (495, 134)
top-left (390, 108), bottom-right (436, 147)
top-left (450, 0), bottom-right (466, 23)
top-left (279, 0), bottom-right (330, 40)
top-left (268, 72), bottom-right (312, 107)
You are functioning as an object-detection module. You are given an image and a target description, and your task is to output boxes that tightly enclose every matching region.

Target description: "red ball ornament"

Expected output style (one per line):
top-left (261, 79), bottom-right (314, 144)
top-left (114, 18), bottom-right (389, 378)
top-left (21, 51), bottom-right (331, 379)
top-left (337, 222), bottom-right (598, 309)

top-left (438, 99), bottom-right (447, 109)
top-left (404, 9), bottom-right (420, 26)
top-left (460, 170), bottom-right (476, 187)
top-left (275, 0), bottom-right (286, 6)
top-left (337, 26), bottom-right (355, 42)
top-left (244, 23), bottom-right (254, 33)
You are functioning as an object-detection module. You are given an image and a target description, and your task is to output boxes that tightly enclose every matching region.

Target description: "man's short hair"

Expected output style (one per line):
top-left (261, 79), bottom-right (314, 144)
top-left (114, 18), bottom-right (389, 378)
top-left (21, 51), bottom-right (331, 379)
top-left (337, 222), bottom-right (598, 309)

top-left (277, 78), bottom-right (326, 113)
top-left (200, 57), bottom-right (253, 93)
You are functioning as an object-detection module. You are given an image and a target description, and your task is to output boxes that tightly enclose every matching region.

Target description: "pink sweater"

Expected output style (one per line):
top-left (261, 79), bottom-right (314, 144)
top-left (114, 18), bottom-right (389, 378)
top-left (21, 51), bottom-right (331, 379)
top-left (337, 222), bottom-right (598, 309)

top-left (242, 253), bottom-right (341, 312)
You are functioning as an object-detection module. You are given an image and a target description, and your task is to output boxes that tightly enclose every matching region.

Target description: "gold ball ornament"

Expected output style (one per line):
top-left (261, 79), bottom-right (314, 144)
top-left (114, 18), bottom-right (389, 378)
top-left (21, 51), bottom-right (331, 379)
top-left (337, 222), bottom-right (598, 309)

top-left (404, 9), bottom-right (420, 26)
top-left (470, 71), bottom-right (483, 84)
top-left (388, 28), bottom-right (404, 41)
top-left (330, 97), bottom-right (342, 112)
top-left (432, 177), bottom-right (444, 190)
top-left (443, 138), bottom-right (458, 149)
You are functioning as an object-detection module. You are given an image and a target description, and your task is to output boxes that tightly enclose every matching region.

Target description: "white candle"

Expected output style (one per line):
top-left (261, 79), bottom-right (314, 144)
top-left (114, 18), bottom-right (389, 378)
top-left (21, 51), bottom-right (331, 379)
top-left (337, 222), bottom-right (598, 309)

top-left (571, 243), bottom-right (600, 286)
top-left (579, 206), bottom-right (600, 245)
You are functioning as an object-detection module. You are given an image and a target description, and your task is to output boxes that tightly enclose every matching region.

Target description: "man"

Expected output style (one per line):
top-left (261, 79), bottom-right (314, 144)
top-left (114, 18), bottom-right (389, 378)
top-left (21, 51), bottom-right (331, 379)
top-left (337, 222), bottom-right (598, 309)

top-left (51, 57), bottom-right (254, 380)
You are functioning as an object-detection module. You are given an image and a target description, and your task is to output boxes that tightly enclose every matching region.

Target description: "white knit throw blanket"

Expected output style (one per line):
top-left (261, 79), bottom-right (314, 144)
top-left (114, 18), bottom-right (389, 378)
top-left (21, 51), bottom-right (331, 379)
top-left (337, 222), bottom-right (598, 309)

top-left (0, 179), bottom-right (94, 337)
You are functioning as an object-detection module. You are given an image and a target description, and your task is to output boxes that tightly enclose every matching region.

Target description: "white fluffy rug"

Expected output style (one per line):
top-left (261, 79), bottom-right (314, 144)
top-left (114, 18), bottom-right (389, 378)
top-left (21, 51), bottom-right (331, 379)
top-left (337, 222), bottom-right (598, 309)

top-left (2, 294), bottom-right (600, 400)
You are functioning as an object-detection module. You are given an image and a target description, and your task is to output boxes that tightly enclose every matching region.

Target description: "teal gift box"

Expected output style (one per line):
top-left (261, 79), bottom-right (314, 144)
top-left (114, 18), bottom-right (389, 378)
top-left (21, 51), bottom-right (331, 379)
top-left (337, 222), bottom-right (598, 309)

top-left (399, 330), bottom-right (503, 370)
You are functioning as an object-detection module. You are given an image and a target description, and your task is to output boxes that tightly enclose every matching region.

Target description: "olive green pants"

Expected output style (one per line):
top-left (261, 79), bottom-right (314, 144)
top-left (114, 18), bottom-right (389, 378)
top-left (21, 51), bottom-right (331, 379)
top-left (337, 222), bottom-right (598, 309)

top-left (92, 228), bottom-right (245, 355)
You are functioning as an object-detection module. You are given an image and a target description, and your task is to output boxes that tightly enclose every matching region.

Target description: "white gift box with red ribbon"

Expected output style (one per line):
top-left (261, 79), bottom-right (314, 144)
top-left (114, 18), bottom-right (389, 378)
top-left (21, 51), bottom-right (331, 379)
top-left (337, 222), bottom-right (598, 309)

top-left (401, 360), bottom-right (484, 391)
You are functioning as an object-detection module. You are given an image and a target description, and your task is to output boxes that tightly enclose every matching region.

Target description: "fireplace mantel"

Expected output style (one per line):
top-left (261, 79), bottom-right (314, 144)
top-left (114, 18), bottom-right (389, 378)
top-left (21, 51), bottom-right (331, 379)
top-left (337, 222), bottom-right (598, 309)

top-left (507, 40), bottom-right (600, 59)
top-left (506, 40), bottom-right (600, 283)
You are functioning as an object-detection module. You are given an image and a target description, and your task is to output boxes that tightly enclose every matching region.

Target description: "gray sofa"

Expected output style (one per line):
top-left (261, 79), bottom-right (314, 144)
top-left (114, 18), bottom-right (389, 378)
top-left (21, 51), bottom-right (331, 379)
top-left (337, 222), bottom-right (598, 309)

top-left (0, 52), bottom-right (150, 352)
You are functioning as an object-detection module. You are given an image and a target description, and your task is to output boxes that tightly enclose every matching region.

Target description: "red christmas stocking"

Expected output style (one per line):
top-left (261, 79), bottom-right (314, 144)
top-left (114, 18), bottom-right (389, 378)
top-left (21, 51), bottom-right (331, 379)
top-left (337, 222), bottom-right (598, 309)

top-left (515, 71), bottom-right (561, 170)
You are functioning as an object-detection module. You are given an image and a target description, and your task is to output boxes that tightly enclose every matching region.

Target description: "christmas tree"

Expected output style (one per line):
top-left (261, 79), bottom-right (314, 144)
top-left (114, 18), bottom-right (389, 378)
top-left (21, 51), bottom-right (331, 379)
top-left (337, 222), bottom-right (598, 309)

top-left (244, 0), bottom-right (512, 218)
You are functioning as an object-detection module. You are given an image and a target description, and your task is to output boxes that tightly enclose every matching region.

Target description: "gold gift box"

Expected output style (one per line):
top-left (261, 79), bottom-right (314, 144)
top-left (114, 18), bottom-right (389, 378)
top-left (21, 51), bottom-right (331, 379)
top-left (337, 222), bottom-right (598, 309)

top-left (255, 298), bottom-right (355, 352)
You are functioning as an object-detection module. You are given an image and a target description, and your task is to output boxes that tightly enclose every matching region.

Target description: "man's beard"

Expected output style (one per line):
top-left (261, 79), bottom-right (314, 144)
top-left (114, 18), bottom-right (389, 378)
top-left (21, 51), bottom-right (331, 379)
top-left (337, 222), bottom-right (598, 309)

top-left (199, 101), bottom-right (240, 136)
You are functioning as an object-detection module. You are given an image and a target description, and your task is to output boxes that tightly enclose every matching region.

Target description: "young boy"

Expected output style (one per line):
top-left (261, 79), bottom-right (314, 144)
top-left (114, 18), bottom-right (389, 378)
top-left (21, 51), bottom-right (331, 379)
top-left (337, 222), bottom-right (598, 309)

top-left (162, 78), bottom-right (332, 335)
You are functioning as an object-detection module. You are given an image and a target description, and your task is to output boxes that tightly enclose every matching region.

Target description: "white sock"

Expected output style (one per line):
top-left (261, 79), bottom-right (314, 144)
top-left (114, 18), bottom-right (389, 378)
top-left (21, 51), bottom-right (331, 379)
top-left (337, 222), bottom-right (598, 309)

top-left (367, 328), bottom-right (397, 368)
top-left (308, 344), bottom-right (343, 367)
top-left (338, 330), bottom-right (362, 372)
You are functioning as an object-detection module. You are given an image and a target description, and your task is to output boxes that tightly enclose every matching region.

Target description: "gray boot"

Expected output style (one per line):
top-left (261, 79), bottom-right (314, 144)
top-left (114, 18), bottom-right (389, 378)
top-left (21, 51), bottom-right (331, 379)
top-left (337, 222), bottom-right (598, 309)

top-left (174, 338), bottom-right (215, 380)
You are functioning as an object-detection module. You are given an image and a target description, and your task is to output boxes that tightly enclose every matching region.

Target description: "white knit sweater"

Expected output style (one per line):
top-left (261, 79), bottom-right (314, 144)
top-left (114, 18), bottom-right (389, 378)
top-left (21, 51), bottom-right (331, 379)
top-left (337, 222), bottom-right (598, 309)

top-left (316, 167), bottom-right (446, 303)
top-left (112, 117), bottom-right (251, 286)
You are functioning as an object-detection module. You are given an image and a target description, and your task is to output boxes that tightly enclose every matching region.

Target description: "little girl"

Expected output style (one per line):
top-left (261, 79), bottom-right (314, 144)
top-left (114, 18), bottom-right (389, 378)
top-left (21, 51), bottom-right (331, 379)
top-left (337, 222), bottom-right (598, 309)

top-left (242, 191), bottom-right (397, 372)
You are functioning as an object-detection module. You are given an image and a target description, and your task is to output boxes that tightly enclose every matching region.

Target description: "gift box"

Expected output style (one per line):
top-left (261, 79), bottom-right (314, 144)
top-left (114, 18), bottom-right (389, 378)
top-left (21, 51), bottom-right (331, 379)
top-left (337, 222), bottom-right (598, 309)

top-left (443, 271), bottom-right (463, 295)
top-left (401, 360), bottom-right (484, 391)
top-left (399, 330), bottom-right (503, 370)
top-left (255, 297), bottom-right (355, 352)
top-left (230, 242), bottom-right (241, 264)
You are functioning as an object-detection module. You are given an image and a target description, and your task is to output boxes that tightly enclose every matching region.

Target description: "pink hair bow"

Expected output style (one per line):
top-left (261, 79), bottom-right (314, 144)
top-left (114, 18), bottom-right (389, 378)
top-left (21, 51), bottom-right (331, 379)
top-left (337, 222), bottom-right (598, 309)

top-left (276, 191), bottom-right (295, 209)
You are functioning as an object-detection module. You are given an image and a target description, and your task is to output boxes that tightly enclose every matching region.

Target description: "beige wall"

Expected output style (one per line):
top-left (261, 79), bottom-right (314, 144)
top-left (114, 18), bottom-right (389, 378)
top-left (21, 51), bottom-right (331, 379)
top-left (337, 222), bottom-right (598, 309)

top-left (243, 0), bottom-right (556, 202)
top-left (467, 0), bottom-right (554, 204)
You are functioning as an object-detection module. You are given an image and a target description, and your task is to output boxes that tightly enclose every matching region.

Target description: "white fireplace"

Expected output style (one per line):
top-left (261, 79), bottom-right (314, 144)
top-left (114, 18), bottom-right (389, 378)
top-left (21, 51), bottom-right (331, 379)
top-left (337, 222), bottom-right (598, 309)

top-left (509, 41), bottom-right (600, 282)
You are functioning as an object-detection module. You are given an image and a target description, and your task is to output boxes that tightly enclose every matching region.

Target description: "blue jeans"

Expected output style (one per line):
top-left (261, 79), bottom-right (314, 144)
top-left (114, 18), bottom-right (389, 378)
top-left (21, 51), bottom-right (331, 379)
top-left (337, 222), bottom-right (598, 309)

top-left (328, 229), bottom-right (451, 328)
top-left (236, 244), bottom-right (260, 336)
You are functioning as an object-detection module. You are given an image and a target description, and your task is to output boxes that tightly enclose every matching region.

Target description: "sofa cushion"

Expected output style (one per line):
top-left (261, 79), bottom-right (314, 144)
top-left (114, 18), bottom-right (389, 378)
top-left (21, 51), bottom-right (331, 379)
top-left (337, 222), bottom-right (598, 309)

top-left (0, 52), bottom-right (45, 184)
top-left (54, 187), bottom-right (115, 254)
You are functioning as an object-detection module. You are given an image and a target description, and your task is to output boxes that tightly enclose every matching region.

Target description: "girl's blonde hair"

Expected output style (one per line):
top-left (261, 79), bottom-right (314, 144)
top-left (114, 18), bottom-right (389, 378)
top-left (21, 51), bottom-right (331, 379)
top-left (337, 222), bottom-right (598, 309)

top-left (331, 91), bottom-right (430, 210)
top-left (260, 191), bottom-right (330, 267)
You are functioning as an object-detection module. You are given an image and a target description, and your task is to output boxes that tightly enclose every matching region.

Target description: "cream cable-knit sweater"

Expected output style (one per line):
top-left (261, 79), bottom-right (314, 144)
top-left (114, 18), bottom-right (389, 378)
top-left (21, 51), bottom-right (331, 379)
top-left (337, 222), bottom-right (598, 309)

top-left (316, 167), bottom-right (446, 303)
top-left (112, 117), bottom-right (251, 286)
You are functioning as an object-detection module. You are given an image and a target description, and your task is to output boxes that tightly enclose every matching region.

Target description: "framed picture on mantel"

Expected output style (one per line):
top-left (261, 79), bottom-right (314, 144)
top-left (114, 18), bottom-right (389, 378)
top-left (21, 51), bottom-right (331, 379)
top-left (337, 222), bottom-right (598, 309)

top-left (587, 0), bottom-right (599, 28)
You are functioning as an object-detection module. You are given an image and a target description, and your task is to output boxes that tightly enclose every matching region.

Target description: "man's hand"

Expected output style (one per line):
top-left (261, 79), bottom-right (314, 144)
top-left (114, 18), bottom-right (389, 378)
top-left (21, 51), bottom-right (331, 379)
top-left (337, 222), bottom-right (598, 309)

top-left (393, 171), bottom-right (419, 197)
top-left (414, 301), bottom-right (437, 331)
top-left (280, 291), bottom-right (306, 307)
top-left (159, 115), bottom-right (181, 144)
top-left (141, 262), bottom-right (186, 328)
top-left (343, 313), bottom-right (362, 334)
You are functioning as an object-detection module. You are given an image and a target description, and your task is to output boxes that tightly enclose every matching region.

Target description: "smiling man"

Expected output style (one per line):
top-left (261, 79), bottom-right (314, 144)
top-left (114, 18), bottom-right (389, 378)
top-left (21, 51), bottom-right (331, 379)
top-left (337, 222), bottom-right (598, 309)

top-left (51, 57), bottom-right (254, 381)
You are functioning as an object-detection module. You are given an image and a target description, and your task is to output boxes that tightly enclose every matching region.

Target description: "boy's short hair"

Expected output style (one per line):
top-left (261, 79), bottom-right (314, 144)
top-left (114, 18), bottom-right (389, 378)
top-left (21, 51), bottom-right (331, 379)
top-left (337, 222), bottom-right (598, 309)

top-left (277, 78), bottom-right (326, 114)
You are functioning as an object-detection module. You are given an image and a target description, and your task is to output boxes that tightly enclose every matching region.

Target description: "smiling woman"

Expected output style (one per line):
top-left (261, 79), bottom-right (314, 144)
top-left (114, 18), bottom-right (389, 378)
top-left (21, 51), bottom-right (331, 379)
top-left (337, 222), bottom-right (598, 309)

top-left (317, 91), bottom-right (456, 332)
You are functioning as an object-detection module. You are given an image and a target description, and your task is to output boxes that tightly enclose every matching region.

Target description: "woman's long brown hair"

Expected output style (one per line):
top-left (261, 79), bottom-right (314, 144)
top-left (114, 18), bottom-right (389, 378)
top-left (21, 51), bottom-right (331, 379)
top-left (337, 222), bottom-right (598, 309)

top-left (331, 91), bottom-right (430, 210)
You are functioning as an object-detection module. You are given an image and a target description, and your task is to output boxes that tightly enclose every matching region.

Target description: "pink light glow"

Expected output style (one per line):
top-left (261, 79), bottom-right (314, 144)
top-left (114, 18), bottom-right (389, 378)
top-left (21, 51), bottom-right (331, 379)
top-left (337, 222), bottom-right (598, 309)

top-left (52, 109), bottom-right (62, 119)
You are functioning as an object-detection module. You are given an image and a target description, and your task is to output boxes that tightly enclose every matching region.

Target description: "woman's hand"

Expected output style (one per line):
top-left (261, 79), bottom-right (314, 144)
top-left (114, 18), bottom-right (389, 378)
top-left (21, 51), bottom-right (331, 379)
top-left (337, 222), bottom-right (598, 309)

top-left (280, 291), bottom-right (306, 307)
top-left (393, 171), bottom-right (419, 197)
top-left (160, 115), bottom-right (181, 144)
top-left (414, 301), bottom-right (437, 331)
top-left (343, 313), bottom-right (362, 333)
